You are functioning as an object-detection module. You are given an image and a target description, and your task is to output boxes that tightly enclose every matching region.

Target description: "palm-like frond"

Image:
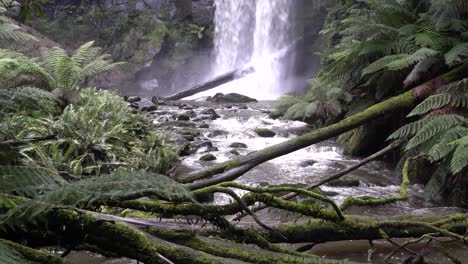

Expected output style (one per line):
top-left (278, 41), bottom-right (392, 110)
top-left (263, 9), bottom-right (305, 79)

top-left (0, 240), bottom-right (30, 264)
top-left (445, 42), bottom-right (468, 66)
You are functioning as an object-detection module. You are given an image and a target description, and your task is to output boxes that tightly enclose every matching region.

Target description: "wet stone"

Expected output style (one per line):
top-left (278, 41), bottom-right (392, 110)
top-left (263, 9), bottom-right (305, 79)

top-left (229, 142), bottom-right (248, 148)
top-left (177, 114), bottom-right (191, 121)
top-left (141, 105), bottom-right (158, 112)
top-left (230, 150), bottom-right (240, 156)
top-left (299, 160), bottom-right (317, 167)
top-left (199, 153), bottom-right (217, 161)
top-left (125, 96), bottom-right (141, 103)
top-left (255, 128), bottom-right (276, 138)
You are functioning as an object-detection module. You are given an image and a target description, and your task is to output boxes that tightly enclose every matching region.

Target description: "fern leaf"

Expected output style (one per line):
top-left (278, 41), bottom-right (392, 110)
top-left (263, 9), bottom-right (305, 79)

top-left (362, 54), bottom-right (408, 76)
top-left (445, 42), bottom-right (468, 66)
top-left (386, 48), bottom-right (439, 71)
top-left (403, 55), bottom-right (439, 88)
top-left (388, 118), bottom-right (429, 140)
top-left (450, 144), bottom-right (468, 174)
top-left (428, 127), bottom-right (468, 161)
top-left (405, 115), bottom-right (466, 150)
top-left (424, 166), bottom-right (448, 201)
top-left (407, 93), bottom-right (452, 117)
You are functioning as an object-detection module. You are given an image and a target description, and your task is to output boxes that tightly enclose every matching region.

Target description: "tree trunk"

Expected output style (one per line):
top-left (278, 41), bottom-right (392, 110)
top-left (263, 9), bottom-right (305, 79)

top-left (164, 67), bottom-right (255, 100)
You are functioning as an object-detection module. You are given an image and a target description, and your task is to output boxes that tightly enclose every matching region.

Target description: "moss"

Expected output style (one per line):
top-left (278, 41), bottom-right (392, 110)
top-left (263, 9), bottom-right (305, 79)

top-left (255, 128), bottom-right (276, 138)
top-left (200, 153), bottom-right (217, 161)
top-left (0, 239), bottom-right (64, 264)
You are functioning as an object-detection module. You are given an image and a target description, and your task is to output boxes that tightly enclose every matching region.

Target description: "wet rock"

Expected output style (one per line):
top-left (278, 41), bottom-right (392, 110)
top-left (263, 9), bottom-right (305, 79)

top-left (192, 0), bottom-right (214, 26)
top-left (141, 105), bottom-right (158, 112)
top-left (166, 132), bottom-right (190, 156)
top-left (229, 150), bottom-right (240, 156)
top-left (185, 110), bottom-right (197, 118)
top-left (198, 123), bottom-right (209, 129)
top-left (151, 96), bottom-right (167, 106)
top-left (157, 116), bottom-right (169, 123)
top-left (229, 142), bottom-right (248, 149)
top-left (255, 128), bottom-right (276, 138)
top-left (178, 104), bottom-right (194, 110)
top-left (180, 130), bottom-right (200, 141)
top-left (326, 178), bottom-right (360, 187)
top-left (125, 96), bottom-right (141, 103)
top-left (177, 113), bottom-right (191, 121)
top-left (207, 93), bottom-right (257, 103)
top-left (238, 105), bottom-right (248, 109)
top-left (200, 108), bottom-right (220, 120)
top-left (159, 121), bottom-right (196, 128)
top-left (129, 102), bottom-right (139, 109)
top-left (299, 160), bottom-right (317, 167)
top-left (207, 130), bottom-right (228, 138)
top-left (199, 153), bottom-right (217, 161)
top-left (191, 141), bottom-right (215, 154)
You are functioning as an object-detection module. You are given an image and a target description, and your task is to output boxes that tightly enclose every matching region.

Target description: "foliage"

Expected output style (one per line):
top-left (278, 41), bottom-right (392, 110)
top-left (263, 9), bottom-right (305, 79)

top-left (274, 0), bottom-right (468, 206)
top-left (4, 88), bottom-right (178, 175)
top-left (0, 5), bottom-right (37, 42)
top-left (0, 166), bottom-right (193, 229)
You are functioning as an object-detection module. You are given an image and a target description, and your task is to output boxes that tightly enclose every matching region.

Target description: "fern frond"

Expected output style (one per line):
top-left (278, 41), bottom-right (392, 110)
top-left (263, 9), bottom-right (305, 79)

top-left (362, 54), bottom-right (408, 76)
top-left (450, 144), bottom-right (468, 174)
top-left (428, 127), bottom-right (468, 161)
top-left (0, 166), bottom-right (66, 198)
top-left (444, 42), bottom-right (468, 66)
top-left (406, 115), bottom-right (466, 150)
top-left (408, 93), bottom-right (453, 117)
top-left (424, 166), bottom-right (448, 201)
top-left (0, 240), bottom-right (30, 264)
top-left (386, 48), bottom-right (439, 71)
top-left (403, 55), bottom-right (440, 88)
top-left (388, 118), bottom-right (429, 140)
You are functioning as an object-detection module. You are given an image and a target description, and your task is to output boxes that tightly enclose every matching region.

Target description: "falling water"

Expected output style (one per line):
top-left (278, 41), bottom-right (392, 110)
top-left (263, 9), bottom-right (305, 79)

top-left (194, 0), bottom-right (296, 100)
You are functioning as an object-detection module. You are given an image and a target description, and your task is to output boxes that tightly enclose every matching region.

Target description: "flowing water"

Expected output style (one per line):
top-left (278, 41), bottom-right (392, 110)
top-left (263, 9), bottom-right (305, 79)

top-left (192, 0), bottom-right (296, 99)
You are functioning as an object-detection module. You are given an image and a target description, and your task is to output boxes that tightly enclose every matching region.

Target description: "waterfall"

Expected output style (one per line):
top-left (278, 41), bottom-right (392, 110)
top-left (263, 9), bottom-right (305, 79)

top-left (196, 0), bottom-right (296, 100)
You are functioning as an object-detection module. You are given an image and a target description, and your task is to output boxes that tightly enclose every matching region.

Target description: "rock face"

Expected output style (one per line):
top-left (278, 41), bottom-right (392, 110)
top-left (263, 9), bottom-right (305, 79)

top-left (29, 0), bottom-right (215, 96)
top-left (207, 93), bottom-right (258, 103)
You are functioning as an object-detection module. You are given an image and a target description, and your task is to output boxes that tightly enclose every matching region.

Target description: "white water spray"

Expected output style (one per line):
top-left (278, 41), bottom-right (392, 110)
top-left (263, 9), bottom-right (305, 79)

top-left (194, 0), bottom-right (296, 100)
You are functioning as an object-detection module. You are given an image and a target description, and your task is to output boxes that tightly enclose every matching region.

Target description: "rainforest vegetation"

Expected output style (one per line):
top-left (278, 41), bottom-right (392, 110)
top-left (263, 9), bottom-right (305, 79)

top-left (0, 0), bottom-right (467, 264)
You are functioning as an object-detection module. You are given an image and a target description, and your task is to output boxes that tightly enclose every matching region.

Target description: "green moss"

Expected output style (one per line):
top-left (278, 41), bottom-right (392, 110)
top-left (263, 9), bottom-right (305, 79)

top-left (255, 128), bottom-right (276, 138)
top-left (200, 153), bottom-right (217, 161)
top-left (0, 239), bottom-right (64, 264)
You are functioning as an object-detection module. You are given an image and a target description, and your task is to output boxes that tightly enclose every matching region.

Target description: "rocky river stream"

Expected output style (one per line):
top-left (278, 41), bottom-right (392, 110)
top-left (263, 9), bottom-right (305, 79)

top-left (65, 96), bottom-right (468, 264)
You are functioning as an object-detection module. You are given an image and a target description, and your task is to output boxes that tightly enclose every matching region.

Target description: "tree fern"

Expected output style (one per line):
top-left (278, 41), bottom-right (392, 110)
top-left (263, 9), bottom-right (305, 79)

top-left (0, 8), bottom-right (36, 42)
top-left (387, 118), bottom-right (430, 140)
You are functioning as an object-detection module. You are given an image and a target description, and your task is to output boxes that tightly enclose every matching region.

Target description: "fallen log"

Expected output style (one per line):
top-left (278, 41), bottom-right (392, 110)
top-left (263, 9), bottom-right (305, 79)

top-left (164, 66), bottom-right (255, 100)
top-left (177, 65), bottom-right (468, 189)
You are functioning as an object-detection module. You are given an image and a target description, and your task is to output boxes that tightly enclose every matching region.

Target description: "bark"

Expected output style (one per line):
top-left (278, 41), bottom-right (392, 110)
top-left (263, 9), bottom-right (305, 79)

top-left (177, 65), bottom-right (468, 189)
top-left (164, 67), bottom-right (254, 100)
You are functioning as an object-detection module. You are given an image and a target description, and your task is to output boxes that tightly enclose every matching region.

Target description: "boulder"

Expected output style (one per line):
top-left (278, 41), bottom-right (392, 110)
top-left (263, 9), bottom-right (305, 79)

top-left (207, 130), bottom-right (228, 139)
top-left (125, 96), bottom-right (141, 103)
top-left (255, 128), bottom-right (276, 138)
top-left (299, 160), bottom-right (317, 167)
top-left (229, 150), bottom-right (240, 156)
top-left (207, 93), bottom-right (257, 103)
top-left (177, 114), bottom-right (191, 121)
top-left (199, 153), bottom-right (217, 161)
top-left (229, 142), bottom-right (248, 149)
top-left (141, 105), bottom-right (158, 112)
top-left (200, 108), bottom-right (220, 120)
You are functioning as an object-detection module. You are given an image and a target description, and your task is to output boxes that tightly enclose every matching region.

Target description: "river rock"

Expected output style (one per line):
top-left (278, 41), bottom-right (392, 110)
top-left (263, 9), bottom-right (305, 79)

top-left (151, 96), bottom-right (167, 106)
top-left (229, 150), bottom-right (240, 156)
top-left (229, 142), bottom-right (248, 148)
top-left (207, 130), bottom-right (228, 138)
top-left (199, 153), bottom-right (217, 161)
top-left (141, 105), bottom-right (158, 112)
top-left (125, 96), bottom-right (141, 103)
top-left (198, 123), bottom-right (209, 129)
top-left (207, 93), bottom-right (258, 103)
top-left (177, 113), bottom-right (191, 121)
top-left (299, 160), bottom-right (317, 167)
top-left (200, 108), bottom-right (220, 120)
top-left (255, 128), bottom-right (276, 138)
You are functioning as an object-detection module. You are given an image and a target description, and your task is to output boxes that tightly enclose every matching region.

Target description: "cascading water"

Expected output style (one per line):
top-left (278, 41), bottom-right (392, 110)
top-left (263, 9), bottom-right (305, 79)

top-left (194, 0), bottom-right (296, 100)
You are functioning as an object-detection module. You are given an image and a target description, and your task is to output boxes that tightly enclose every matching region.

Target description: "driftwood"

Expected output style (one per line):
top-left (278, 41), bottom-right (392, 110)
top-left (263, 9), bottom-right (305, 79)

top-left (164, 66), bottom-right (255, 100)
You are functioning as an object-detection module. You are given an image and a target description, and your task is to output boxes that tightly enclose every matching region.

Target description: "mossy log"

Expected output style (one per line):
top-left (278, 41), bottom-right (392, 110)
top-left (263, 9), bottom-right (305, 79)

top-left (0, 238), bottom-right (64, 264)
top-left (177, 65), bottom-right (468, 189)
